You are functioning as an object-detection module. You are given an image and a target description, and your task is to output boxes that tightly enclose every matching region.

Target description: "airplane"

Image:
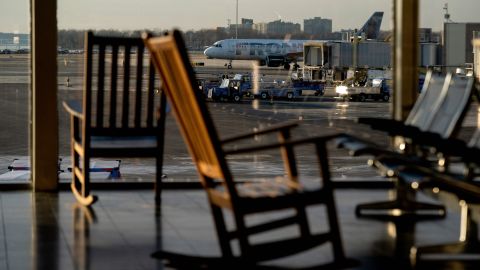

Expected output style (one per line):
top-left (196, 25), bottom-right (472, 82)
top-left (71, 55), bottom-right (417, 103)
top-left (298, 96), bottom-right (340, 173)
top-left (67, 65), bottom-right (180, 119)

top-left (204, 11), bottom-right (384, 70)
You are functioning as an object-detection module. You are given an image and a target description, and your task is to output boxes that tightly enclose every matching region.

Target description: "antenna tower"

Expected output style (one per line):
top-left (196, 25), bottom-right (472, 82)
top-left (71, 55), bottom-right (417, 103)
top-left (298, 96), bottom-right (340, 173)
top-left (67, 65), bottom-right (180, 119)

top-left (443, 3), bottom-right (452, 23)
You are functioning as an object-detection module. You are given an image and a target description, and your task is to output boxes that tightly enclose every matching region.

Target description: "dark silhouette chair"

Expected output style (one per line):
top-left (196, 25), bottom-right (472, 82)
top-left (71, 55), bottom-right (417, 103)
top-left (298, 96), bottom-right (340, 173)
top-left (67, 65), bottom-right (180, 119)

top-left (391, 140), bottom-right (480, 268)
top-left (143, 30), bottom-right (356, 268)
top-left (63, 31), bottom-right (167, 206)
top-left (337, 72), bottom-right (475, 219)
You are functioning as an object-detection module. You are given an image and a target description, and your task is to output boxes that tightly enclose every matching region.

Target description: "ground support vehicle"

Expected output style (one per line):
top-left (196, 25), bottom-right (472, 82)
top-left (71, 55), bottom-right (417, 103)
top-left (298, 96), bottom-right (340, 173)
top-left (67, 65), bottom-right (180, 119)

top-left (207, 74), bottom-right (252, 102)
top-left (197, 79), bottom-right (220, 99)
top-left (257, 88), bottom-right (301, 100)
top-left (336, 78), bottom-right (390, 102)
top-left (257, 82), bottom-right (325, 100)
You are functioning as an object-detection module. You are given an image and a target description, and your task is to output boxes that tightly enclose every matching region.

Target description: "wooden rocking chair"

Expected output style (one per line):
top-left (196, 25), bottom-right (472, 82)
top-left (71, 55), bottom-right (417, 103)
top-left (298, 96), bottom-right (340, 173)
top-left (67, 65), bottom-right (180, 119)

top-left (143, 30), bottom-right (357, 268)
top-left (63, 32), bottom-right (166, 205)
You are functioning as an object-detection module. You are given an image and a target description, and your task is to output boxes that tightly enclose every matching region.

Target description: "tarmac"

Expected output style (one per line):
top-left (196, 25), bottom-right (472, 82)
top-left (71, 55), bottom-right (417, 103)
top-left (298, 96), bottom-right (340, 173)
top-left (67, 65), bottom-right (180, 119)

top-left (0, 54), bottom-right (478, 184)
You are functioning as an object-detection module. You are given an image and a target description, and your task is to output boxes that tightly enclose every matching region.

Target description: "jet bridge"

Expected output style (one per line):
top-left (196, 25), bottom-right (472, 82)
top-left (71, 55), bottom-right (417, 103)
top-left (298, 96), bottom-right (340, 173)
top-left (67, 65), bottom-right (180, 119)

top-left (300, 41), bottom-right (391, 83)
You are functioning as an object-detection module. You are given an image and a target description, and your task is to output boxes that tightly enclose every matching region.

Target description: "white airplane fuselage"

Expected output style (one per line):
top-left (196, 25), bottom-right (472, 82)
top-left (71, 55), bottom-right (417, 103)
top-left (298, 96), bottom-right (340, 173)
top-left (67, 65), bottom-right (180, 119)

top-left (204, 39), bottom-right (306, 67)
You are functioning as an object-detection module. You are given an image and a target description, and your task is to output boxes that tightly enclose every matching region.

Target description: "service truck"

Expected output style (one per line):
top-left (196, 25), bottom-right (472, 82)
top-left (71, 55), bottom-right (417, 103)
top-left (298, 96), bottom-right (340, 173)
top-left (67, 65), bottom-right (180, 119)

top-left (207, 74), bottom-right (252, 102)
top-left (257, 81), bottom-right (325, 100)
top-left (335, 78), bottom-right (390, 102)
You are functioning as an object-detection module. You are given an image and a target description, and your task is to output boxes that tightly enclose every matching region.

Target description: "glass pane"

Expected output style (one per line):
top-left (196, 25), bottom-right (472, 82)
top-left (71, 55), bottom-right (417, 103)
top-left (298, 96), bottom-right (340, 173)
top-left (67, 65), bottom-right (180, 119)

top-left (419, 1), bottom-right (480, 148)
top-left (57, 1), bottom-right (397, 183)
top-left (0, 0), bottom-right (30, 182)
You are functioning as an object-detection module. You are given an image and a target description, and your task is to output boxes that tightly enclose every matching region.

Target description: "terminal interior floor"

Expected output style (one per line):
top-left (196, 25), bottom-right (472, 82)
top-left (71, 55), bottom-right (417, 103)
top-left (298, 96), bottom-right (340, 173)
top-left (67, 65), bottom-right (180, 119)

top-left (0, 189), bottom-right (478, 270)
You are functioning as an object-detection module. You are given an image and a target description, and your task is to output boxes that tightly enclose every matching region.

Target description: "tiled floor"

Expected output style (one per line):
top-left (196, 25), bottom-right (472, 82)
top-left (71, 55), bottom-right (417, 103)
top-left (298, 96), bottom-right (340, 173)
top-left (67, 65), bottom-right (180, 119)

top-left (0, 188), bottom-right (477, 270)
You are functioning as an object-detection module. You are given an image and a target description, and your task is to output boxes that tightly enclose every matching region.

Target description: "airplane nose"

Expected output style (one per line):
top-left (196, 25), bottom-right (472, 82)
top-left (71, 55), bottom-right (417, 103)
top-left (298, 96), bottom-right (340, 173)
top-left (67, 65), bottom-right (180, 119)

top-left (203, 47), bottom-right (211, 57)
top-left (204, 47), bottom-right (215, 58)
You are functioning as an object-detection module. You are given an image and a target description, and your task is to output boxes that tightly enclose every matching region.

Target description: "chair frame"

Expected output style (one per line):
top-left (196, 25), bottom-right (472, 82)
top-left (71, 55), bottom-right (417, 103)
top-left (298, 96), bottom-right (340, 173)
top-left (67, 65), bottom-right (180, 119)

top-left (337, 72), bottom-right (475, 220)
top-left (143, 30), bottom-right (356, 268)
top-left (393, 163), bottom-right (480, 267)
top-left (63, 31), bottom-right (167, 205)
top-left (336, 70), bottom-right (448, 157)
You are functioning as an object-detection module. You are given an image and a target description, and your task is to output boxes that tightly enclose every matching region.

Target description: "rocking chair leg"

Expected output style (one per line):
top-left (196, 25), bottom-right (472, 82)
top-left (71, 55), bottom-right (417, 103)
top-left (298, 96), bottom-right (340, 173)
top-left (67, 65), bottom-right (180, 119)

top-left (71, 154), bottom-right (97, 206)
top-left (410, 204), bottom-right (480, 267)
top-left (356, 182), bottom-right (445, 220)
top-left (355, 198), bottom-right (446, 219)
top-left (210, 204), bottom-right (234, 258)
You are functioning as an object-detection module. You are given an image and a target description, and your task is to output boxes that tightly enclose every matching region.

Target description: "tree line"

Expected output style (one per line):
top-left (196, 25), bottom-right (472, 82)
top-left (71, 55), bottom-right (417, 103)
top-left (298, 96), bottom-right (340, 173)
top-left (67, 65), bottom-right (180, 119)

top-left (58, 28), bottom-right (356, 51)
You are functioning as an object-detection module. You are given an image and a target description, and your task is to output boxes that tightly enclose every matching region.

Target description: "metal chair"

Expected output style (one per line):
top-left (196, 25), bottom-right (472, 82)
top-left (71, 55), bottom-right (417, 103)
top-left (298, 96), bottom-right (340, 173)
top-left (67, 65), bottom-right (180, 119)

top-left (143, 30), bottom-right (357, 269)
top-left (336, 70), bottom-right (448, 157)
top-left (337, 72), bottom-right (475, 219)
top-left (63, 31), bottom-right (167, 206)
top-left (392, 153), bottom-right (480, 268)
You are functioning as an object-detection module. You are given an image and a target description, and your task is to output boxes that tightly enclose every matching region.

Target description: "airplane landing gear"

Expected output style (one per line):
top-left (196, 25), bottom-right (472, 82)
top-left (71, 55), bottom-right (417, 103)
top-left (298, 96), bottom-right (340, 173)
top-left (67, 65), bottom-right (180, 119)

top-left (225, 60), bottom-right (233, 69)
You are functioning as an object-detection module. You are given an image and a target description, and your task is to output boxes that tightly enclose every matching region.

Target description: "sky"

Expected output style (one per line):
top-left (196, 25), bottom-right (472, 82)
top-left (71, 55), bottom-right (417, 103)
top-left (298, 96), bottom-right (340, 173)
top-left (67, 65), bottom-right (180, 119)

top-left (2, 0), bottom-right (480, 33)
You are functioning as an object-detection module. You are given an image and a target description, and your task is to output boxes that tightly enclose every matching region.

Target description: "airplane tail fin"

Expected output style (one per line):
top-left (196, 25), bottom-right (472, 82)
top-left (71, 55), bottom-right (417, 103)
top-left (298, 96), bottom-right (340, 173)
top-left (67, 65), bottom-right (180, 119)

top-left (356, 11), bottom-right (384, 40)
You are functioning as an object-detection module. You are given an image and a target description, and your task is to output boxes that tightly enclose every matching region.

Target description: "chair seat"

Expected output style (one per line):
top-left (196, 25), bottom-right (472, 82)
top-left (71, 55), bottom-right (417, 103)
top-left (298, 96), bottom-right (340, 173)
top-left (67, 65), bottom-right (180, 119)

top-left (91, 136), bottom-right (158, 149)
top-left (219, 179), bottom-right (327, 213)
top-left (236, 178), bottom-right (302, 198)
top-left (373, 154), bottom-right (434, 177)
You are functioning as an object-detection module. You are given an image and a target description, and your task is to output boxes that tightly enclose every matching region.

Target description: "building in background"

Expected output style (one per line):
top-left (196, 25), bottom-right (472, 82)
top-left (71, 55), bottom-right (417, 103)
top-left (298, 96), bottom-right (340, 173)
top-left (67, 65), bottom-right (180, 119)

top-left (474, 33), bottom-right (480, 80)
top-left (0, 33), bottom-right (29, 51)
top-left (229, 18), bottom-right (255, 34)
top-left (253, 22), bottom-right (267, 34)
top-left (418, 28), bottom-right (441, 67)
top-left (304, 17), bottom-right (332, 38)
top-left (419, 28), bottom-right (433, 43)
top-left (241, 18), bottom-right (254, 30)
top-left (443, 22), bottom-right (480, 70)
top-left (266, 20), bottom-right (301, 35)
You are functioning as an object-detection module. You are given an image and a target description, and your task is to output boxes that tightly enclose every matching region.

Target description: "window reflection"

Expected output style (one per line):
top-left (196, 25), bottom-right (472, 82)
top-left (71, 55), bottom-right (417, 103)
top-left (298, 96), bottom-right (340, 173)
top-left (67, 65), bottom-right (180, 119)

top-left (0, 0), bottom-right (30, 183)
top-left (50, 1), bottom-right (480, 184)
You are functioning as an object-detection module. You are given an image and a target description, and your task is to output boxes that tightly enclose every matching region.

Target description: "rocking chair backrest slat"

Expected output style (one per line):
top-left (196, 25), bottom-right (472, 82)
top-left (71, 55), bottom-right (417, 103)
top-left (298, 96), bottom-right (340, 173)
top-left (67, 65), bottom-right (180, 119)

top-left (144, 31), bottom-right (233, 188)
top-left (109, 45), bottom-right (119, 128)
top-left (84, 32), bottom-right (160, 136)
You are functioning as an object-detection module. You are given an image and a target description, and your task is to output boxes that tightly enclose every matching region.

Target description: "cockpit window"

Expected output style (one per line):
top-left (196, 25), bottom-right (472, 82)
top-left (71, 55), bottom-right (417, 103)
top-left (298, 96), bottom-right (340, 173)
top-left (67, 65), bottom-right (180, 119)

top-left (213, 42), bottom-right (222, 48)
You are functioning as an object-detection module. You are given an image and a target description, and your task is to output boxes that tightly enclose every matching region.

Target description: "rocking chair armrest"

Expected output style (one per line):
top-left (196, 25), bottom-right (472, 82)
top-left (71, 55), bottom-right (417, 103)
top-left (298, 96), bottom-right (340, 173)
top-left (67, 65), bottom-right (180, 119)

top-left (224, 133), bottom-right (342, 155)
top-left (221, 121), bottom-right (299, 144)
top-left (357, 117), bottom-right (402, 128)
top-left (423, 136), bottom-right (480, 165)
top-left (63, 100), bottom-right (84, 120)
top-left (403, 131), bottom-right (456, 150)
top-left (357, 117), bottom-right (427, 138)
top-left (357, 117), bottom-right (409, 132)
top-left (397, 164), bottom-right (480, 202)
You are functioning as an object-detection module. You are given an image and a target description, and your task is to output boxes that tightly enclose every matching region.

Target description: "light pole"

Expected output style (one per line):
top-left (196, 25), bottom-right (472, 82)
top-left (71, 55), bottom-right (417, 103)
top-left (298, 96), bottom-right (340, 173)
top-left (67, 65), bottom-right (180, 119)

top-left (236, 0), bottom-right (238, 39)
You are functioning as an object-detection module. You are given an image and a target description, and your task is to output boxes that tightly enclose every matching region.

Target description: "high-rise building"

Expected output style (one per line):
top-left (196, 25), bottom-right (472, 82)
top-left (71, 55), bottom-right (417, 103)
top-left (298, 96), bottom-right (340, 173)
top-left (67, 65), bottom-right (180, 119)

top-left (419, 28), bottom-right (432, 43)
top-left (474, 33), bottom-right (480, 80)
top-left (304, 17), bottom-right (332, 37)
top-left (229, 18), bottom-right (254, 33)
top-left (241, 18), bottom-right (254, 30)
top-left (266, 20), bottom-right (301, 35)
top-left (253, 22), bottom-right (268, 34)
top-left (444, 22), bottom-right (480, 69)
